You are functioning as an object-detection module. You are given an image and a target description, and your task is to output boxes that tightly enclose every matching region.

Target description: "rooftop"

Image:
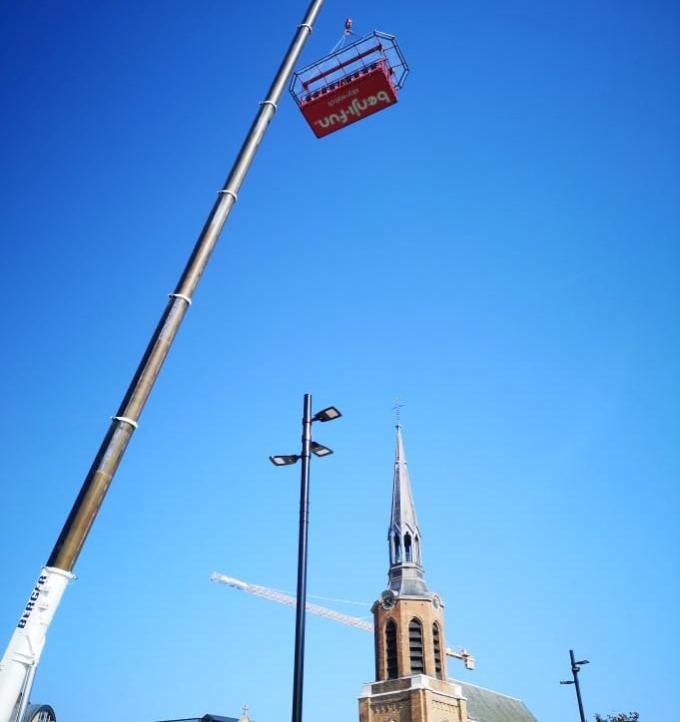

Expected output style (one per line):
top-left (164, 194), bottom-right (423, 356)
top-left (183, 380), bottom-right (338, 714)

top-left (454, 680), bottom-right (539, 722)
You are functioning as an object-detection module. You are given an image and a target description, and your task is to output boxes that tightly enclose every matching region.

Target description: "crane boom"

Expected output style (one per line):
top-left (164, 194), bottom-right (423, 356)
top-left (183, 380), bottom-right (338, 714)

top-left (210, 573), bottom-right (373, 631)
top-left (210, 572), bottom-right (475, 670)
top-left (0, 3), bottom-right (326, 720)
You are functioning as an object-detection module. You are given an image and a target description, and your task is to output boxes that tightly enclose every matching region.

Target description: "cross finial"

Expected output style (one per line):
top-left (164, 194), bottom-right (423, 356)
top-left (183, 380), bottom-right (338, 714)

top-left (242, 705), bottom-right (249, 719)
top-left (393, 397), bottom-right (405, 427)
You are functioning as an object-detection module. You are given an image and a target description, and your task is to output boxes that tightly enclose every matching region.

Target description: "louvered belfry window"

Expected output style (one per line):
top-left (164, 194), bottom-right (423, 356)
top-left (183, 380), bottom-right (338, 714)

top-left (433, 622), bottom-right (443, 678)
top-left (409, 618), bottom-right (424, 674)
top-left (385, 619), bottom-right (398, 679)
top-left (404, 533), bottom-right (413, 562)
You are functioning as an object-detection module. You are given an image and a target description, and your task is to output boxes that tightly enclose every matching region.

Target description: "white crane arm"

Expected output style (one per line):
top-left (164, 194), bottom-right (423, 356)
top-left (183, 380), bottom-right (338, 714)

top-left (210, 572), bottom-right (475, 669)
top-left (0, 567), bottom-right (73, 722)
top-left (210, 573), bottom-right (373, 631)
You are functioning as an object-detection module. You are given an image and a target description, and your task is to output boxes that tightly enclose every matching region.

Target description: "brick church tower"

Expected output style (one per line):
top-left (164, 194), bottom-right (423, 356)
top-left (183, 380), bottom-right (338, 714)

top-left (358, 424), bottom-right (469, 722)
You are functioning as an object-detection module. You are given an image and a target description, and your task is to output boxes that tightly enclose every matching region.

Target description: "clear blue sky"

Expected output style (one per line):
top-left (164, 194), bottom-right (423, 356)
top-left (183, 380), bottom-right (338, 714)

top-left (1, 1), bottom-right (678, 721)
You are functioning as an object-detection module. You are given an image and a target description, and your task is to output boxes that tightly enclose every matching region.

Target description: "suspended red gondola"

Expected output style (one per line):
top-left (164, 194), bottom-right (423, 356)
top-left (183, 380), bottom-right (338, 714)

top-left (289, 28), bottom-right (409, 138)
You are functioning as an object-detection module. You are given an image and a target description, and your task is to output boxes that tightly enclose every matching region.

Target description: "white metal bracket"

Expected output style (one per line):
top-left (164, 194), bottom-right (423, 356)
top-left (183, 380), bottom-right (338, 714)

top-left (111, 416), bottom-right (138, 430)
top-left (218, 189), bottom-right (238, 202)
top-left (169, 293), bottom-right (192, 306)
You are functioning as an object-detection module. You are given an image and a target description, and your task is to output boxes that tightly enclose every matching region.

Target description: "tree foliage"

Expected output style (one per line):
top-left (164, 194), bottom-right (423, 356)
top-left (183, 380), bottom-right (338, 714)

top-left (594, 713), bottom-right (639, 722)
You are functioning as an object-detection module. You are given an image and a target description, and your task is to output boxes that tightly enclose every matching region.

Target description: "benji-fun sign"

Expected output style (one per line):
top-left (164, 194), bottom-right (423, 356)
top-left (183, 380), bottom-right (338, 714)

top-left (299, 64), bottom-right (398, 138)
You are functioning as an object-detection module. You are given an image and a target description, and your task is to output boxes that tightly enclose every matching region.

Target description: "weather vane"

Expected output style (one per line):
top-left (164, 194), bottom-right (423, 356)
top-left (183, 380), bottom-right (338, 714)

top-left (393, 397), bottom-right (406, 426)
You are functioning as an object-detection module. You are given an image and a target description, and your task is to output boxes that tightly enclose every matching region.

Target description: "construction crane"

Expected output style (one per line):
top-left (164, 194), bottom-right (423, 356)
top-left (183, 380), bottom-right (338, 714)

top-left (210, 573), bottom-right (476, 670)
top-left (0, 3), bottom-right (326, 721)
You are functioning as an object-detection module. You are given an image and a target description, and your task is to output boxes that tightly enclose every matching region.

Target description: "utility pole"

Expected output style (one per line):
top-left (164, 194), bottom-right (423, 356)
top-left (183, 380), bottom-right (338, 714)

top-left (0, 3), bottom-right (325, 720)
top-left (560, 649), bottom-right (589, 722)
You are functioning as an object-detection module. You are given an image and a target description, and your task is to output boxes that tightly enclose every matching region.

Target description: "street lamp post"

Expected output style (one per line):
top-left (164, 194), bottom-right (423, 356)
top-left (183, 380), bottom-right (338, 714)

top-left (270, 394), bottom-right (341, 722)
top-left (560, 649), bottom-right (589, 722)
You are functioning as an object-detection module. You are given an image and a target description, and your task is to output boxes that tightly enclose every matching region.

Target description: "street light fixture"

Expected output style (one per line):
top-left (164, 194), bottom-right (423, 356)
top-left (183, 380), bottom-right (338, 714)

top-left (270, 454), bottom-right (301, 466)
top-left (270, 394), bottom-right (341, 722)
top-left (560, 649), bottom-right (589, 722)
top-left (310, 441), bottom-right (333, 457)
top-left (313, 406), bottom-right (342, 422)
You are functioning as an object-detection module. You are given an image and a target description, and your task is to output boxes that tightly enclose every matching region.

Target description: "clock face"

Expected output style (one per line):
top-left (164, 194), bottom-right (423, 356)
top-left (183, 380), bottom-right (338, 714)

top-left (432, 594), bottom-right (441, 609)
top-left (381, 589), bottom-right (396, 610)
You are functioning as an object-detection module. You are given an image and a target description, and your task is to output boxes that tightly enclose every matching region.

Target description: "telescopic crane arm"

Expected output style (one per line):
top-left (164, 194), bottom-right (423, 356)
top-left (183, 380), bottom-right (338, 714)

top-left (0, 3), bottom-right (326, 721)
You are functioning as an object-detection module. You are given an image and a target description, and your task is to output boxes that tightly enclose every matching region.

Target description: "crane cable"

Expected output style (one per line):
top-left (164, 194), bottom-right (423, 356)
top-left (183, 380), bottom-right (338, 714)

top-left (330, 17), bottom-right (358, 53)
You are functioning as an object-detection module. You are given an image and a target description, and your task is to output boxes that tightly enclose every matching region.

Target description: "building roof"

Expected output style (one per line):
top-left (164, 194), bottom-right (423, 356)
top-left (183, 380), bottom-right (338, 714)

top-left (154, 714), bottom-right (239, 722)
top-left (390, 424), bottom-right (420, 537)
top-left (387, 424), bottom-right (429, 596)
top-left (455, 681), bottom-right (539, 722)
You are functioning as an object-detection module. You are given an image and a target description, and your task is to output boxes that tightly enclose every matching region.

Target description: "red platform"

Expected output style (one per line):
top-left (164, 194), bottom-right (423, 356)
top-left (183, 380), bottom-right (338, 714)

top-left (290, 31), bottom-right (408, 139)
top-left (299, 63), bottom-right (398, 138)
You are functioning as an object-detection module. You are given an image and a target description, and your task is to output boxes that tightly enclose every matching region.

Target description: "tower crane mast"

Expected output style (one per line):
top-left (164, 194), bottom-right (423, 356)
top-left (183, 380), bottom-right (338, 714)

top-left (210, 572), bottom-right (476, 670)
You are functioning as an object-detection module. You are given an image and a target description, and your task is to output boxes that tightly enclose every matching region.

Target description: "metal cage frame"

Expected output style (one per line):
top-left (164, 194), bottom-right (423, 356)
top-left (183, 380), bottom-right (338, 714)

top-left (289, 30), bottom-right (409, 105)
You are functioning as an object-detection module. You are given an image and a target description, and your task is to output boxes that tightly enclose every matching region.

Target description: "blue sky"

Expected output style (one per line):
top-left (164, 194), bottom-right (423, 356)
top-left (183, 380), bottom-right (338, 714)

top-left (0, 1), bottom-right (678, 721)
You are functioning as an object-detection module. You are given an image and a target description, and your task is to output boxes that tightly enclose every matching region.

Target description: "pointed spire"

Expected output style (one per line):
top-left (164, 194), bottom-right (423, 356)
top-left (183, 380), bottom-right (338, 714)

top-left (387, 422), bottom-right (429, 596)
top-left (390, 424), bottom-right (420, 541)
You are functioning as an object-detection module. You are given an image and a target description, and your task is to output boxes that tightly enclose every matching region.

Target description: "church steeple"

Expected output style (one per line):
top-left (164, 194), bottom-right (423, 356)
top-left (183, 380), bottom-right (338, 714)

top-left (362, 420), bottom-right (461, 698)
top-left (360, 422), bottom-right (469, 722)
top-left (388, 424), bottom-right (429, 596)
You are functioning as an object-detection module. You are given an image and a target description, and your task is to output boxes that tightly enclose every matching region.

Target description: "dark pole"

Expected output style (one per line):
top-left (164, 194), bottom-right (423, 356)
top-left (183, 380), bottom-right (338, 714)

top-left (291, 393), bottom-right (312, 722)
top-left (570, 649), bottom-right (587, 722)
top-left (46, 0), bottom-right (326, 573)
